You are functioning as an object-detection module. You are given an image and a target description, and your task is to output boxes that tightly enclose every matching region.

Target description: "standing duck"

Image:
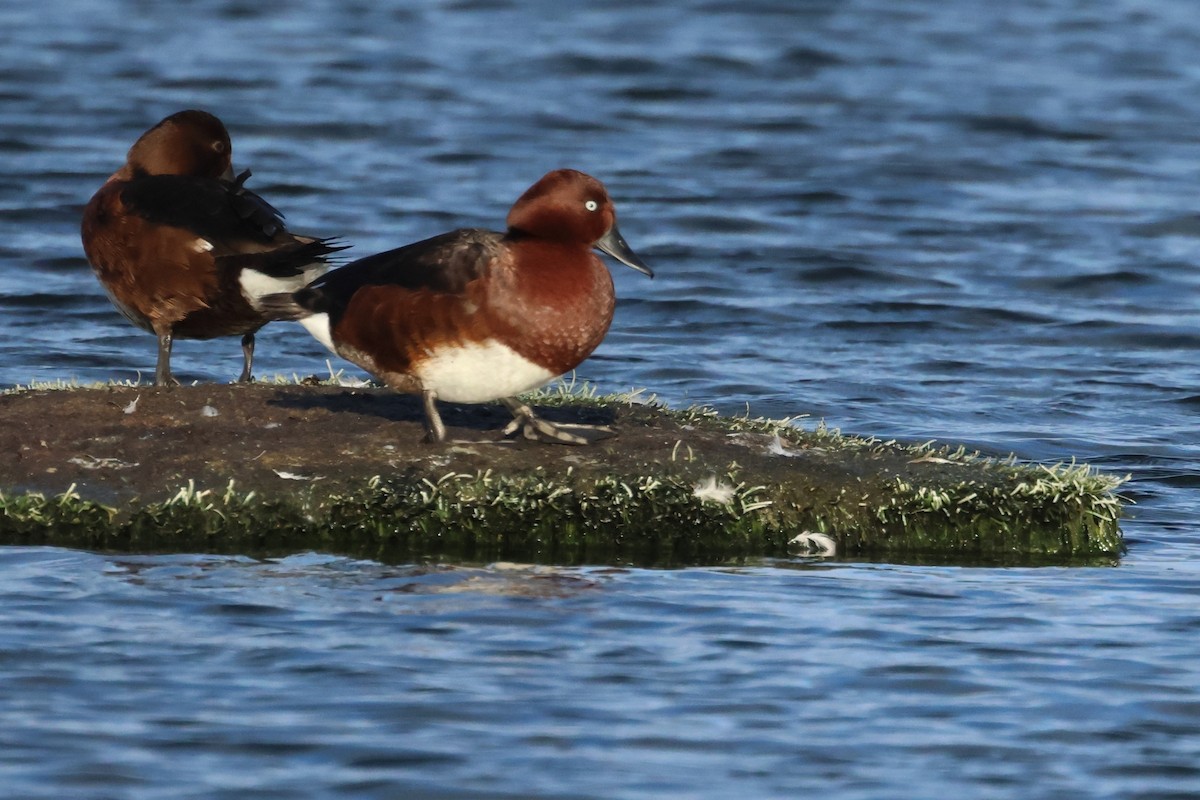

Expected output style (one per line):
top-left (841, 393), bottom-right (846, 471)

top-left (264, 168), bottom-right (652, 444)
top-left (81, 110), bottom-right (344, 385)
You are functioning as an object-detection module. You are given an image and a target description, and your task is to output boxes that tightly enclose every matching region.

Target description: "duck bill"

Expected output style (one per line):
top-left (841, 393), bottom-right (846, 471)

top-left (596, 223), bottom-right (653, 278)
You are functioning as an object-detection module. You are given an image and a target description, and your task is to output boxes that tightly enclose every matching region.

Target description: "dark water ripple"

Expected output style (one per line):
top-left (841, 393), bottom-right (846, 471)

top-left (5, 0), bottom-right (1200, 796)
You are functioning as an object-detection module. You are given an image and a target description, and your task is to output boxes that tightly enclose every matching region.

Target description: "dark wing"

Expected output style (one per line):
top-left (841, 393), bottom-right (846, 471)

top-left (298, 228), bottom-right (501, 315)
top-left (119, 172), bottom-right (344, 278)
top-left (225, 169), bottom-right (289, 238)
top-left (119, 171), bottom-right (285, 246)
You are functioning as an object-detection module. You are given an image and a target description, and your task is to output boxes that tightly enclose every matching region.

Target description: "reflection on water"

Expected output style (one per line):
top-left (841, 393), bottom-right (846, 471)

top-left (3, 0), bottom-right (1200, 796)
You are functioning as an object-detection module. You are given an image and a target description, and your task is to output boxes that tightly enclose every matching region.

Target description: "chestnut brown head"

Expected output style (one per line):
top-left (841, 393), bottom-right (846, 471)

top-left (506, 169), bottom-right (652, 276)
top-left (125, 110), bottom-right (233, 180)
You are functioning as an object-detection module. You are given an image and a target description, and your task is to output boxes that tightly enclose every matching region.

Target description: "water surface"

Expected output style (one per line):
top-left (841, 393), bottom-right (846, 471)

top-left (2, 0), bottom-right (1200, 796)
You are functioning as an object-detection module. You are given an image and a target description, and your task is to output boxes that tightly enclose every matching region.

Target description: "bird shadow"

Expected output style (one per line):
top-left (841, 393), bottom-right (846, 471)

top-left (266, 388), bottom-right (617, 434)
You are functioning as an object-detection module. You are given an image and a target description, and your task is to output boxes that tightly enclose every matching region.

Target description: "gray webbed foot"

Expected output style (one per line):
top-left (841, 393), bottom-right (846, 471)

top-left (500, 397), bottom-right (615, 445)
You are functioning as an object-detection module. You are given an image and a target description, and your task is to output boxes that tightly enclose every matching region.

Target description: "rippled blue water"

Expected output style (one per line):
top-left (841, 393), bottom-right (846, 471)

top-left (4, 0), bottom-right (1200, 796)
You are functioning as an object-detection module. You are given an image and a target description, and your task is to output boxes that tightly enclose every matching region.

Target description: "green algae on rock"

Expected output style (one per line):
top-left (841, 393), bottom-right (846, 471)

top-left (0, 381), bottom-right (1127, 565)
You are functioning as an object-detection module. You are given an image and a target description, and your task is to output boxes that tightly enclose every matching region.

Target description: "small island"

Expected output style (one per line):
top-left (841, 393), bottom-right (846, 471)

top-left (0, 381), bottom-right (1127, 566)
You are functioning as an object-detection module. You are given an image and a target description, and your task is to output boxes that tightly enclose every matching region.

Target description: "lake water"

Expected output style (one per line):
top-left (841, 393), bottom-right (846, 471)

top-left (3, 0), bottom-right (1200, 796)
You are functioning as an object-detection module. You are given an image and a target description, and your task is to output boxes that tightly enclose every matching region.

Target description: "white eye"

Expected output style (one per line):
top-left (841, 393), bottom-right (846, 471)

top-left (584, 200), bottom-right (598, 212)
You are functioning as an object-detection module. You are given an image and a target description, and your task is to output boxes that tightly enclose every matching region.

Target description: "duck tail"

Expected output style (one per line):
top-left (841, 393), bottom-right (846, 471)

top-left (258, 291), bottom-right (310, 321)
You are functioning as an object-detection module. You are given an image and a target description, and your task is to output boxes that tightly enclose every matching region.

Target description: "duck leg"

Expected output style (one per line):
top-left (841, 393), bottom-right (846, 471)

top-left (422, 389), bottom-right (447, 443)
top-left (500, 397), bottom-right (615, 445)
top-left (238, 332), bottom-right (255, 383)
top-left (154, 331), bottom-right (180, 387)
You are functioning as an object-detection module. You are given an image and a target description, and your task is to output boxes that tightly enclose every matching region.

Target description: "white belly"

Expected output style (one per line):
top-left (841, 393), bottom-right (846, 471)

top-left (415, 340), bottom-right (556, 403)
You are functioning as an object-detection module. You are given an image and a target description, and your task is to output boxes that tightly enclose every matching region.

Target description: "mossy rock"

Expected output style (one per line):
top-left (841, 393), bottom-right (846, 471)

top-left (0, 381), bottom-right (1127, 566)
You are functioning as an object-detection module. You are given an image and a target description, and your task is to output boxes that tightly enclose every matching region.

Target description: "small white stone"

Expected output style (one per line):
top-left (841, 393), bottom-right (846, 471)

top-left (788, 531), bottom-right (838, 557)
